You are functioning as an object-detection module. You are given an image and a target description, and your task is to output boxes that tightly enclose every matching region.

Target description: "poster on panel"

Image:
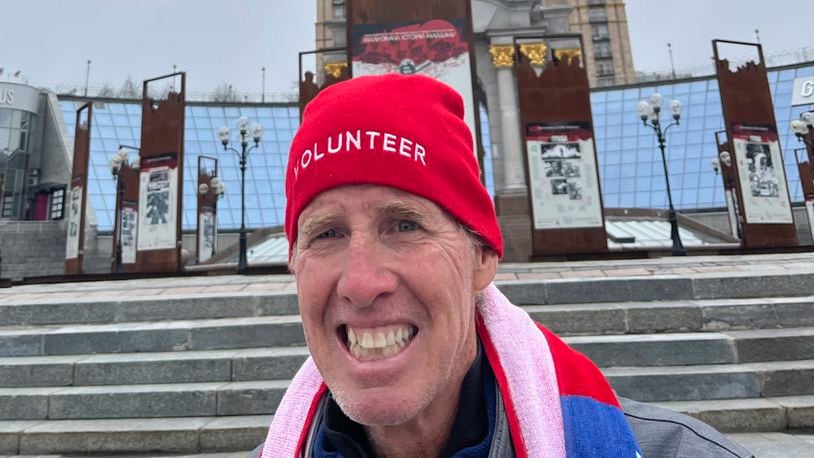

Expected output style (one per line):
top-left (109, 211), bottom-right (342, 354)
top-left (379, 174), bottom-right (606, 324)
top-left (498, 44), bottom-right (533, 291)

top-left (64, 184), bottom-right (83, 259)
top-left (350, 19), bottom-right (477, 155)
top-left (732, 125), bottom-right (793, 224)
top-left (137, 157), bottom-right (179, 251)
top-left (526, 122), bottom-right (603, 229)
top-left (120, 203), bottom-right (138, 264)
top-left (198, 209), bottom-right (216, 263)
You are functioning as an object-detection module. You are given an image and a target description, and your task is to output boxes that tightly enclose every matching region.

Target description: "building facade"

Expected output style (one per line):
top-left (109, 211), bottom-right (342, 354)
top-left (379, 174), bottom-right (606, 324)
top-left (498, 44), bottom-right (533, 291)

top-left (48, 61), bottom-right (814, 233)
top-left (563, 0), bottom-right (636, 87)
top-left (314, 0), bottom-right (636, 86)
top-left (3, 59), bottom-right (814, 276)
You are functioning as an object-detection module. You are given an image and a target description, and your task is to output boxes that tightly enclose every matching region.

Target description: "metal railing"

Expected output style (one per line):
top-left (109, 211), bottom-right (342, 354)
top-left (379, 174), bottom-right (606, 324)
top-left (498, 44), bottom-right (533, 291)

top-left (635, 46), bottom-right (814, 83)
top-left (31, 81), bottom-right (299, 104)
top-left (20, 46), bottom-right (814, 101)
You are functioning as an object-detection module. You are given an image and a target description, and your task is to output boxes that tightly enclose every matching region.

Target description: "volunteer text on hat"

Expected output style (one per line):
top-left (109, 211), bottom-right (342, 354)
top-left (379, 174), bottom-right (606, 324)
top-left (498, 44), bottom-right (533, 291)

top-left (293, 130), bottom-right (427, 179)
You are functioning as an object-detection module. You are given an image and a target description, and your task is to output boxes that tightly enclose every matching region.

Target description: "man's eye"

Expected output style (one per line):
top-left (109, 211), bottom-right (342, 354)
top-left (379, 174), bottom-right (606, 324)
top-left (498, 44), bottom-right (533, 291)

top-left (316, 229), bottom-right (338, 239)
top-left (397, 220), bottom-right (419, 232)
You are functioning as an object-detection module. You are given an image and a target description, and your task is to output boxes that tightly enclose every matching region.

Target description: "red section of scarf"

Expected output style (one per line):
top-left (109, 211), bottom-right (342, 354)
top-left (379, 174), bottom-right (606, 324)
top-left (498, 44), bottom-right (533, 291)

top-left (537, 323), bottom-right (621, 408)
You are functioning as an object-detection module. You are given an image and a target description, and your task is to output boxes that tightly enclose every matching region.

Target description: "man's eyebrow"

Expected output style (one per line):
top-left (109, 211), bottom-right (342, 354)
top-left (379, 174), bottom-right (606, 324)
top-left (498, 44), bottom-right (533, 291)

top-left (379, 201), bottom-right (428, 223)
top-left (299, 213), bottom-right (341, 239)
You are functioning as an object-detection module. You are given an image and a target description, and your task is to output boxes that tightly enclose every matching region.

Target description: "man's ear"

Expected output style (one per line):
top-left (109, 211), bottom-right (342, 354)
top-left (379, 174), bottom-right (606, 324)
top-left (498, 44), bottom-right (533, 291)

top-left (472, 248), bottom-right (498, 291)
top-left (288, 246), bottom-right (298, 275)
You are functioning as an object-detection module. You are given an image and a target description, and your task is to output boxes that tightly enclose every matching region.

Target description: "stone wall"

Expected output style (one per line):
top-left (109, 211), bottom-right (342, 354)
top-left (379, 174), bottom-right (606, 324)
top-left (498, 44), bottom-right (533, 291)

top-left (0, 220), bottom-right (66, 280)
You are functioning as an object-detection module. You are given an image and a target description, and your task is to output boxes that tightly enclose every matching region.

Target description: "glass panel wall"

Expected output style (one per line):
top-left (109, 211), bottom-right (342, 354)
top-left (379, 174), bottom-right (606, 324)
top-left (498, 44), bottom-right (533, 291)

top-left (593, 62), bottom-right (814, 210)
top-left (59, 61), bottom-right (814, 231)
top-left (0, 108), bottom-right (35, 219)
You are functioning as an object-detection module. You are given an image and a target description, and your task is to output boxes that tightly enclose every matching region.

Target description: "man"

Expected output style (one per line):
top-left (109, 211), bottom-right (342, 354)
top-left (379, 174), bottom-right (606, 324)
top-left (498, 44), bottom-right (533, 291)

top-left (255, 74), bottom-right (752, 457)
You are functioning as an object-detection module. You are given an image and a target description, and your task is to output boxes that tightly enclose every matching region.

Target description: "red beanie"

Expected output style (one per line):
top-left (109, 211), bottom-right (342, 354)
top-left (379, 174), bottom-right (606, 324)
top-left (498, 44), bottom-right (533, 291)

top-left (285, 73), bottom-right (503, 258)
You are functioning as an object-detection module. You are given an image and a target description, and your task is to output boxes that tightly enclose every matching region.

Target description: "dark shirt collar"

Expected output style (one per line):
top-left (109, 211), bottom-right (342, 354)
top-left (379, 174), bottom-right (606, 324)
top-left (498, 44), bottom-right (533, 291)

top-left (314, 341), bottom-right (494, 457)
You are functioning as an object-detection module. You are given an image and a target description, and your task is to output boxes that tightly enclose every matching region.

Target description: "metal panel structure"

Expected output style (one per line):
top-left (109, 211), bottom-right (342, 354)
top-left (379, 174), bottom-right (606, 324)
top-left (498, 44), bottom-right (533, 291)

top-left (514, 35), bottom-right (608, 256)
top-left (64, 102), bottom-right (92, 275)
top-left (112, 163), bottom-right (140, 273)
top-left (135, 72), bottom-right (186, 273)
top-left (346, 0), bottom-right (483, 166)
top-left (714, 130), bottom-right (741, 239)
top-left (196, 156), bottom-right (219, 264)
top-left (298, 46), bottom-right (350, 121)
top-left (57, 62), bottom-right (814, 234)
top-left (713, 40), bottom-right (798, 248)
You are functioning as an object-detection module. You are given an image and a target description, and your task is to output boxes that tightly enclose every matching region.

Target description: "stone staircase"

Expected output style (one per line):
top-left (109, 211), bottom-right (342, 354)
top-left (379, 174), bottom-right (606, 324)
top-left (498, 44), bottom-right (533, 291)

top-left (1, 267), bottom-right (813, 455)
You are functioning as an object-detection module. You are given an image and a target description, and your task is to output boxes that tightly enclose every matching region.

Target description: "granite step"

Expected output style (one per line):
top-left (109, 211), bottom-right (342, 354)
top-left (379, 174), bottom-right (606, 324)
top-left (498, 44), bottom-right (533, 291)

top-left (0, 415), bottom-right (270, 455)
top-left (3, 271), bottom-right (814, 327)
top-left (2, 350), bottom-right (812, 407)
top-left (728, 432), bottom-right (814, 458)
top-left (2, 396), bottom-right (813, 455)
top-left (0, 316), bottom-right (306, 357)
top-left (497, 270), bottom-right (814, 305)
top-left (1, 295), bottom-right (812, 359)
top-left (0, 347), bottom-right (309, 388)
top-left (604, 359), bottom-right (814, 402)
top-left (526, 295), bottom-right (814, 335)
top-left (652, 395), bottom-right (814, 433)
top-left (565, 327), bottom-right (814, 366)
top-left (0, 291), bottom-right (299, 327)
top-left (2, 317), bottom-right (812, 367)
top-left (0, 380), bottom-right (289, 421)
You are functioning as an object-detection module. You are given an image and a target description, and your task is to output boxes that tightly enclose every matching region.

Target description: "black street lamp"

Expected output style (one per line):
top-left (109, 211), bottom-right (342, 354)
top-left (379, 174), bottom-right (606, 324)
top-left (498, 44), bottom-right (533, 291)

top-left (218, 116), bottom-right (263, 274)
top-left (636, 93), bottom-right (686, 256)
top-left (791, 111), bottom-right (814, 158)
top-left (710, 150), bottom-right (741, 239)
top-left (110, 145), bottom-right (139, 273)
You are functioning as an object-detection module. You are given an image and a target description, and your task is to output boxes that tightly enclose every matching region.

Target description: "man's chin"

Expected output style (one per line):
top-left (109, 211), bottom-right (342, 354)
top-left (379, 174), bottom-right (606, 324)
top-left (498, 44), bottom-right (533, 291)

top-left (332, 388), bottom-right (429, 427)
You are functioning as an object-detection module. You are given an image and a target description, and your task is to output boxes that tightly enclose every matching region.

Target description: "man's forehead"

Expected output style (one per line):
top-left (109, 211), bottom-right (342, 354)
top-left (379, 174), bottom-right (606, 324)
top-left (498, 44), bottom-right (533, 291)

top-left (297, 186), bottom-right (445, 226)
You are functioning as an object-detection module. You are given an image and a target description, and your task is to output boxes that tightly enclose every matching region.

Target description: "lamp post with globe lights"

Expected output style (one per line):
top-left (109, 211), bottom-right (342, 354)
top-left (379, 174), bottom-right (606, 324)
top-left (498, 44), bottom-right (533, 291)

top-left (791, 112), bottom-right (814, 162)
top-left (217, 116), bottom-right (263, 273)
top-left (635, 93), bottom-right (687, 256)
top-left (710, 147), bottom-right (741, 239)
top-left (791, 112), bottom-right (814, 242)
top-left (110, 145), bottom-right (140, 273)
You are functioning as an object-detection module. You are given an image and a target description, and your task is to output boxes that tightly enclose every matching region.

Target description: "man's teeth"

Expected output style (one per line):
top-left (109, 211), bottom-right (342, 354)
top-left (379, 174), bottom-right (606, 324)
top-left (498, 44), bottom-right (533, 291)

top-left (347, 325), bottom-right (415, 360)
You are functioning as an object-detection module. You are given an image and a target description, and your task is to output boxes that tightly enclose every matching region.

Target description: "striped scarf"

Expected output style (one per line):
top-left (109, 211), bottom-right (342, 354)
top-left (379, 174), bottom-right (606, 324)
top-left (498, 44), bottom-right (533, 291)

top-left (261, 283), bottom-right (642, 457)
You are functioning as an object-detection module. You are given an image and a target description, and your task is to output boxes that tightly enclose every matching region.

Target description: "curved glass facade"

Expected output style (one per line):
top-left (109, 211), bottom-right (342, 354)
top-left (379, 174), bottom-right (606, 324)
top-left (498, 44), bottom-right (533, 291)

top-left (59, 100), bottom-right (495, 232)
top-left (592, 63), bottom-right (814, 211)
top-left (59, 101), bottom-right (299, 231)
top-left (0, 107), bottom-right (35, 218)
top-left (0, 108), bottom-right (34, 152)
top-left (59, 61), bottom-right (814, 232)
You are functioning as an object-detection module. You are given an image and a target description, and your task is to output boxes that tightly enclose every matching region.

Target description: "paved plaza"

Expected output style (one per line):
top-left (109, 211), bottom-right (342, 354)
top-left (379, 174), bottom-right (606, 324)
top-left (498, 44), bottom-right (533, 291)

top-left (3, 251), bottom-right (813, 304)
top-left (1, 251), bottom-right (813, 456)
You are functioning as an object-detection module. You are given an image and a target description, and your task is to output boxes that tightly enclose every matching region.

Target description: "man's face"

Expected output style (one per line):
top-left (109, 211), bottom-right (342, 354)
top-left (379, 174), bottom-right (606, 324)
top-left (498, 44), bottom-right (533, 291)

top-left (292, 185), bottom-right (496, 426)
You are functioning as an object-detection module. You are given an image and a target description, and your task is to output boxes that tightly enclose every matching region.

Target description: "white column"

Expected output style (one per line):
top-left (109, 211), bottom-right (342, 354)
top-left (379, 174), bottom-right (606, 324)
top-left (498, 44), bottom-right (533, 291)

top-left (489, 43), bottom-right (526, 193)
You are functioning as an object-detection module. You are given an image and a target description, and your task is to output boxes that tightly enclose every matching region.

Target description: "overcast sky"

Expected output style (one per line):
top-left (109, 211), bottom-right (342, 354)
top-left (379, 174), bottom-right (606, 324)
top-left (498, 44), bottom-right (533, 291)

top-left (1, 0), bottom-right (812, 95)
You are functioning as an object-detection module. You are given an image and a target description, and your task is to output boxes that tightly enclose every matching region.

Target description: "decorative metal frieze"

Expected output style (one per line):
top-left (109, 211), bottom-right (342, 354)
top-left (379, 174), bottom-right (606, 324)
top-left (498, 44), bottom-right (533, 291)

top-left (324, 62), bottom-right (348, 79)
top-left (554, 48), bottom-right (581, 64)
top-left (489, 44), bottom-right (515, 68)
top-left (519, 42), bottom-right (548, 67)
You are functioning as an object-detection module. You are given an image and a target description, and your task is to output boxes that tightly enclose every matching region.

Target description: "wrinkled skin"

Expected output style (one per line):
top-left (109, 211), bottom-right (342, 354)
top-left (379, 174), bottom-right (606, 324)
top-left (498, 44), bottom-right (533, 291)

top-left (291, 185), bottom-right (497, 456)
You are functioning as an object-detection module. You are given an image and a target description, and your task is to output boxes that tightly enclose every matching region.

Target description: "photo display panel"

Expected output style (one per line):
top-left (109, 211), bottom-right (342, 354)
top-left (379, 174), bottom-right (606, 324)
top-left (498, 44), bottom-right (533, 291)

top-left (526, 122), bottom-right (603, 229)
top-left (731, 125), bottom-right (793, 224)
top-left (120, 203), bottom-right (138, 264)
top-left (137, 155), bottom-right (179, 251)
top-left (351, 18), bottom-right (477, 156)
top-left (348, 0), bottom-right (481, 162)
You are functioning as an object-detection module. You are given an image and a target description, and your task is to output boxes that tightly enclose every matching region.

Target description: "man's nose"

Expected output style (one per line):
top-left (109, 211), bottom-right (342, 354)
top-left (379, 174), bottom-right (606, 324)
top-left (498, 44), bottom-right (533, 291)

top-left (336, 234), bottom-right (398, 308)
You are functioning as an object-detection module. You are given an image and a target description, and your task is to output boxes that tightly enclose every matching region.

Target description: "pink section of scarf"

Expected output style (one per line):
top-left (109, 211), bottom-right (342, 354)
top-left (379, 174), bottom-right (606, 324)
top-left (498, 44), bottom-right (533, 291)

top-left (261, 283), bottom-right (565, 457)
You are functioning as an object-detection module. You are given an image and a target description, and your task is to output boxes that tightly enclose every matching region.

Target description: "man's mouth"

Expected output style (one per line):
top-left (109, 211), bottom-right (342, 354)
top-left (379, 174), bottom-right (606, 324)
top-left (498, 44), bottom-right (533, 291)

top-left (342, 324), bottom-right (418, 361)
